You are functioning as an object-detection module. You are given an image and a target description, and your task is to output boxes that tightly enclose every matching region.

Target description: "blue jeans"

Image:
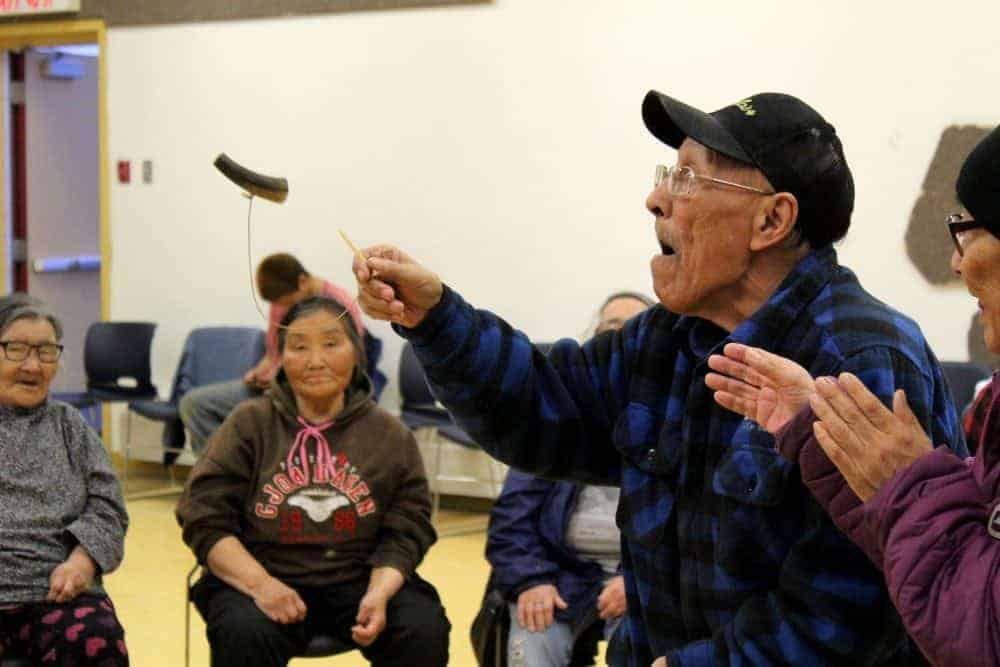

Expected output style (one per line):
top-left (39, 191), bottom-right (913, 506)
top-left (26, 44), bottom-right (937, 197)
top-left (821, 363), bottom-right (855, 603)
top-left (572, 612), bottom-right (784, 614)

top-left (178, 380), bottom-right (259, 454)
top-left (507, 603), bottom-right (621, 667)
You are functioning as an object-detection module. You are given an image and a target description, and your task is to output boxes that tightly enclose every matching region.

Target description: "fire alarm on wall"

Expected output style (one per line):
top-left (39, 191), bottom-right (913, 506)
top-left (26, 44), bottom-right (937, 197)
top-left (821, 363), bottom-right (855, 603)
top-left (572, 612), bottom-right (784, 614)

top-left (117, 160), bottom-right (130, 184)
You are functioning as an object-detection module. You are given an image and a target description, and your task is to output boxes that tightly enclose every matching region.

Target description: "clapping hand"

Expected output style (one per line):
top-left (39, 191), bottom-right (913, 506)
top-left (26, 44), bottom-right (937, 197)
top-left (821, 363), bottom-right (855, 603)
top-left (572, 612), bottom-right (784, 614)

top-left (706, 343), bottom-right (815, 433)
top-left (809, 374), bottom-right (933, 502)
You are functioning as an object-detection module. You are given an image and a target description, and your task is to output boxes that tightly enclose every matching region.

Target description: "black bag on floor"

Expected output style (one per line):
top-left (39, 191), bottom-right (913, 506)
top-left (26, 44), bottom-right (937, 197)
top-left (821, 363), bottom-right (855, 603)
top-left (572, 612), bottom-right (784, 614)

top-left (470, 587), bottom-right (509, 667)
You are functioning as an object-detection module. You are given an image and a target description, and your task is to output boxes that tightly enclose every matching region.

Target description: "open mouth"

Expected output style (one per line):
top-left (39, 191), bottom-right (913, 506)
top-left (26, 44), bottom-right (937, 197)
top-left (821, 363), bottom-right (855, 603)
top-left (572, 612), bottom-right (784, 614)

top-left (659, 240), bottom-right (676, 256)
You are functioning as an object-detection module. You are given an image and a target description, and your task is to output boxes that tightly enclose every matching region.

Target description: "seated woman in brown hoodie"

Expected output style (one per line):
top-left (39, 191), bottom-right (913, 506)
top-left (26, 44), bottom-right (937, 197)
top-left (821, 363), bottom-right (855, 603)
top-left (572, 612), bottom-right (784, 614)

top-left (176, 296), bottom-right (450, 667)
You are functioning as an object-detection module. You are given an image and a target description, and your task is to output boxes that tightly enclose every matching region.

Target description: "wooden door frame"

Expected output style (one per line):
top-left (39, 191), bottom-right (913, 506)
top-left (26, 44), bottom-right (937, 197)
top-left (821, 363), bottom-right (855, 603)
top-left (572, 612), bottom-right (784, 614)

top-left (0, 19), bottom-right (108, 319)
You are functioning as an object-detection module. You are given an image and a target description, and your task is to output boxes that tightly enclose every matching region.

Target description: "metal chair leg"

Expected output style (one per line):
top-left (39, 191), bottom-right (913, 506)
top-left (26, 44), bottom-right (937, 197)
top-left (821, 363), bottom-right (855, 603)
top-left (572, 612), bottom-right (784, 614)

top-left (185, 563), bottom-right (200, 667)
top-left (123, 410), bottom-right (132, 496)
top-left (122, 414), bottom-right (188, 501)
top-left (432, 429), bottom-right (445, 521)
top-left (495, 617), bottom-right (504, 667)
top-left (184, 579), bottom-right (191, 667)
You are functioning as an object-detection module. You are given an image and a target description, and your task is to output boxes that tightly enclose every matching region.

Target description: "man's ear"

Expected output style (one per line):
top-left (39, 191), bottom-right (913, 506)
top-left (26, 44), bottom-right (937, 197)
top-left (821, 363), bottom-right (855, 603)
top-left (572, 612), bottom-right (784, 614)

top-left (297, 273), bottom-right (309, 291)
top-left (750, 192), bottom-right (799, 252)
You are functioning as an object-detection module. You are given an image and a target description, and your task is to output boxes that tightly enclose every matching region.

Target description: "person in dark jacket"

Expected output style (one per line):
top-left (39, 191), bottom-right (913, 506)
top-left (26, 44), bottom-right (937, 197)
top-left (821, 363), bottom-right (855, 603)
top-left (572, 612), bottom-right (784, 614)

top-left (350, 90), bottom-right (965, 667)
top-left (705, 125), bottom-right (1000, 666)
top-left (176, 297), bottom-right (449, 667)
top-left (487, 293), bottom-right (651, 667)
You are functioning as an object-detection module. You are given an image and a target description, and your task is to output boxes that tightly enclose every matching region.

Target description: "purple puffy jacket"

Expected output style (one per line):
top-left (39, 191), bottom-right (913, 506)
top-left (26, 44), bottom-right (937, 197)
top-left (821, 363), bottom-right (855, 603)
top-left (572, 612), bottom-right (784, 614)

top-left (776, 373), bottom-right (1000, 667)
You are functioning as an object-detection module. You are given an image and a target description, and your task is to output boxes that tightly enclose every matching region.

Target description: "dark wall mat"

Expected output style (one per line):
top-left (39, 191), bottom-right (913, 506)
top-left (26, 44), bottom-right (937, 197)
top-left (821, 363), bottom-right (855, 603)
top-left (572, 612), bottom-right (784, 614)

top-left (4, 0), bottom-right (489, 27)
top-left (906, 125), bottom-right (990, 286)
top-left (904, 125), bottom-right (995, 366)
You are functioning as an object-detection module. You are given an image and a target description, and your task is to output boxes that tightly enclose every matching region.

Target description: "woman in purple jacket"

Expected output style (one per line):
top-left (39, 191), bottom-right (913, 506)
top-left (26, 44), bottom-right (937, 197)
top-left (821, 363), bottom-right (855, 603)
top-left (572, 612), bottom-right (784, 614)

top-left (703, 125), bottom-right (1000, 667)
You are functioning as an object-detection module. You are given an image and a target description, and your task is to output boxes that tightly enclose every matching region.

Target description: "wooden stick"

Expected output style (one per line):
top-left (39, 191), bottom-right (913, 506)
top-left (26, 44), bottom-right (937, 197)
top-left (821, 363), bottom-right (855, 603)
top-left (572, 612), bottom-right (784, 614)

top-left (338, 229), bottom-right (368, 266)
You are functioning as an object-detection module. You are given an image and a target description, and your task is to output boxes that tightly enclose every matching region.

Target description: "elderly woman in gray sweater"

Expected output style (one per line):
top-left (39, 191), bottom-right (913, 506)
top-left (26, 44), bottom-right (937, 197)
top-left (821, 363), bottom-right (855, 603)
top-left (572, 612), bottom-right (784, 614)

top-left (0, 294), bottom-right (129, 665)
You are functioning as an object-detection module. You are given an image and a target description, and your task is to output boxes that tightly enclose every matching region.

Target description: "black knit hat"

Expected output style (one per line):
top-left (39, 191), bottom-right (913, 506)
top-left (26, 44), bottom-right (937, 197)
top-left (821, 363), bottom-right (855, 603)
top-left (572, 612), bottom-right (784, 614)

top-left (957, 125), bottom-right (1000, 237)
top-left (642, 91), bottom-right (855, 247)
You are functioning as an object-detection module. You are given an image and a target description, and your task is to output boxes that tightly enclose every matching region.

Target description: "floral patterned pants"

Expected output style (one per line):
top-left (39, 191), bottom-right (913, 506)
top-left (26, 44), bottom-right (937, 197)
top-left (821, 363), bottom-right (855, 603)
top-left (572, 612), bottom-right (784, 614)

top-left (0, 593), bottom-right (128, 665)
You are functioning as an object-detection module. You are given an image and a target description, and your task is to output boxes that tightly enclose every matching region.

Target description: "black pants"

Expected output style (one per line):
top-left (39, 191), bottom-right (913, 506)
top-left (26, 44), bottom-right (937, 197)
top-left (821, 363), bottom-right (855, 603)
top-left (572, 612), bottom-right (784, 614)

top-left (192, 574), bottom-right (450, 667)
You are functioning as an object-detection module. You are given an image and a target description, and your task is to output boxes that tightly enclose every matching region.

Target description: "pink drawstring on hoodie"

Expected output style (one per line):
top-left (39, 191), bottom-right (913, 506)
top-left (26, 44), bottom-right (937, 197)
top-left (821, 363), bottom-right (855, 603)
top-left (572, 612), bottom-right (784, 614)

top-left (287, 417), bottom-right (337, 485)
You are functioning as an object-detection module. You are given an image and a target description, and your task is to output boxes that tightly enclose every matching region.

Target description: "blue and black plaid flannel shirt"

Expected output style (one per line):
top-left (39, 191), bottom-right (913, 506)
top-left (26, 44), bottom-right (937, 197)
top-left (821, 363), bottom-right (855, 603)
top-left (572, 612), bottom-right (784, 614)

top-left (400, 246), bottom-right (965, 666)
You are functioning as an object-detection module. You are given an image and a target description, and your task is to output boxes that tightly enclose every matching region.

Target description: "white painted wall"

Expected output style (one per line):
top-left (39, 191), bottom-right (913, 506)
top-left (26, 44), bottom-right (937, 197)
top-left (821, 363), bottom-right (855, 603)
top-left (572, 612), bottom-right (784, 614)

top-left (104, 0), bottom-right (1000, 436)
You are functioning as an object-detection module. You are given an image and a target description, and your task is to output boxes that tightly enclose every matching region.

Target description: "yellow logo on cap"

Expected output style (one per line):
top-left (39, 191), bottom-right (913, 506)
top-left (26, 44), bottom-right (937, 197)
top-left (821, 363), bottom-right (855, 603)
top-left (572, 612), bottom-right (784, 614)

top-left (735, 98), bottom-right (757, 117)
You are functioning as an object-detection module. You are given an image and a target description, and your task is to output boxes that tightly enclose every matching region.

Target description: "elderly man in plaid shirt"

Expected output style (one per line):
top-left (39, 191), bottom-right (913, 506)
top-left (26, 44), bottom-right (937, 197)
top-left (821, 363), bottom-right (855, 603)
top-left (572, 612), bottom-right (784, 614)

top-left (351, 91), bottom-right (966, 667)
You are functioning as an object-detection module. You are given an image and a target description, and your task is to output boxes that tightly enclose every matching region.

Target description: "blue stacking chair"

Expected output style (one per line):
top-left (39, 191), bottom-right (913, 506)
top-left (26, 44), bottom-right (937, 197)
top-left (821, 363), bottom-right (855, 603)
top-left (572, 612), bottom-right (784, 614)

top-left (82, 321), bottom-right (159, 498)
top-left (398, 342), bottom-right (509, 522)
top-left (126, 326), bottom-right (265, 499)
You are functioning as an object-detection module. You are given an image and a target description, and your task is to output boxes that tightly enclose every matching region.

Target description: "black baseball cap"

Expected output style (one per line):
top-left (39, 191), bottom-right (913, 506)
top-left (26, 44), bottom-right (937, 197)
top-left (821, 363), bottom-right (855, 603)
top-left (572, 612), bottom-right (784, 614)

top-left (642, 91), bottom-right (855, 247)
top-left (957, 125), bottom-right (1000, 238)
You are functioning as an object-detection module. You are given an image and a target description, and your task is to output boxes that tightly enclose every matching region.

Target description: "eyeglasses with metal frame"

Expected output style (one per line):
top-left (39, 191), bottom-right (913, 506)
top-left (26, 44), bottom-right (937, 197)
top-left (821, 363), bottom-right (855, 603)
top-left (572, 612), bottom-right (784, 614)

top-left (654, 164), bottom-right (775, 198)
top-left (0, 341), bottom-right (64, 363)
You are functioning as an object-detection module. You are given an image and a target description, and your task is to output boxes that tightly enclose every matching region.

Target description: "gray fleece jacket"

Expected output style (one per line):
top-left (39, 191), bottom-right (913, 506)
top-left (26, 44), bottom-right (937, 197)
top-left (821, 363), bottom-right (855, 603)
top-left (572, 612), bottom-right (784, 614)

top-left (0, 401), bottom-right (129, 604)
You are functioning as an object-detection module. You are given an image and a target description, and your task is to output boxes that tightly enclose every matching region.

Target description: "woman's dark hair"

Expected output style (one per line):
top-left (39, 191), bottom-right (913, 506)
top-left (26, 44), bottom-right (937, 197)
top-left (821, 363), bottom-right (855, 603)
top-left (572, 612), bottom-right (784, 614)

top-left (276, 296), bottom-right (365, 368)
top-left (256, 253), bottom-right (309, 301)
top-left (0, 293), bottom-right (63, 340)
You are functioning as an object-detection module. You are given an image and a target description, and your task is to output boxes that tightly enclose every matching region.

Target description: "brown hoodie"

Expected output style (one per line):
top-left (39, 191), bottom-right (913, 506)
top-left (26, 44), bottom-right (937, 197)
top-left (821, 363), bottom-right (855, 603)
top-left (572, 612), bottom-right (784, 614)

top-left (176, 369), bottom-right (436, 586)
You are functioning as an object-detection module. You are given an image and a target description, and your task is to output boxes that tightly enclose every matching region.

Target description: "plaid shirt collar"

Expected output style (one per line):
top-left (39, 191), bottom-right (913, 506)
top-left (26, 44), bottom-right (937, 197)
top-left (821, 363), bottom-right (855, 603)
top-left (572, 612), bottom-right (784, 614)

top-left (674, 245), bottom-right (839, 359)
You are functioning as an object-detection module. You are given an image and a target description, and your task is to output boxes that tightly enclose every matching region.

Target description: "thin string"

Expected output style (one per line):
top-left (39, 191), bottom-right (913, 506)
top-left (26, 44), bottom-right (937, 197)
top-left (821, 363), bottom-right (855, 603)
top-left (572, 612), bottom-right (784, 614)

top-left (244, 193), bottom-right (351, 331)
top-left (246, 194), bottom-right (270, 323)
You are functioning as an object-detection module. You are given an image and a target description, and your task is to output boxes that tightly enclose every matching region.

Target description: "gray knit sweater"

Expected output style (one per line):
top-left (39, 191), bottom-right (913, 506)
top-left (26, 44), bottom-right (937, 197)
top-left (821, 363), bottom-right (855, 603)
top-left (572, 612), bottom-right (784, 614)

top-left (0, 400), bottom-right (129, 604)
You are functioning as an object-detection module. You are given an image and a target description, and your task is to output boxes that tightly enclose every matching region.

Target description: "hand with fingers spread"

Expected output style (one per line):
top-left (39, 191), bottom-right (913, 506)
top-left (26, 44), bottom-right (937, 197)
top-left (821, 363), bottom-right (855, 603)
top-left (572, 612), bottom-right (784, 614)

top-left (516, 584), bottom-right (567, 633)
top-left (705, 343), bottom-right (815, 433)
top-left (809, 373), bottom-right (933, 502)
top-left (351, 244), bottom-right (443, 328)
